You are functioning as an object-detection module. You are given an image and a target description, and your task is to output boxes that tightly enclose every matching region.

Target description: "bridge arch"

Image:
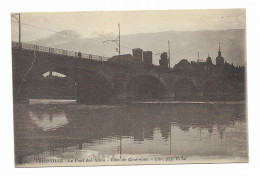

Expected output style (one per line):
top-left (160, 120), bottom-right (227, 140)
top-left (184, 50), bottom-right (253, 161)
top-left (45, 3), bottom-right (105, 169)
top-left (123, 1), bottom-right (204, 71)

top-left (126, 74), bottom-right (166, 100)
top-left (25, 70), bottom-right (77, 100)
top-left (27, 66), bottom-right (114, 104)
top-left (203, 81), bottom-right (218, 100)
top-left (67, 68), bottom-right (114, 104)
top-left (173, 78), bottom-right (197, 100)
top-left (203, 79), bottom-right (234, 101)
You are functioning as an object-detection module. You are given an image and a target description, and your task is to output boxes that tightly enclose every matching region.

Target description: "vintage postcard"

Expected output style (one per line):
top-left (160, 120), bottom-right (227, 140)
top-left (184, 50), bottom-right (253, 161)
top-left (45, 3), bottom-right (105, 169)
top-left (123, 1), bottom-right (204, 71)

top-left (11, 9), bottom-right (247, 167)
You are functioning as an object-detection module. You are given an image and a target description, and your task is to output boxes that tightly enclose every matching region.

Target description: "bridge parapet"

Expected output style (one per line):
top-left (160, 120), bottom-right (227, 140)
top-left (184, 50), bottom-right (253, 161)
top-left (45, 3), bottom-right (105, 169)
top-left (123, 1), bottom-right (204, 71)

top-left (12, 41), bottom-right (109, 61)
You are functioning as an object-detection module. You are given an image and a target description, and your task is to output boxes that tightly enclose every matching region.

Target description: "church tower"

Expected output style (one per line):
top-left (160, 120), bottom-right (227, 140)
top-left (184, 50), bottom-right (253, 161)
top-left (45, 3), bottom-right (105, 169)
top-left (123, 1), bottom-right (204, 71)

top-left (206, 54), bottom-right (212, 65)
top-left (216, 43), bottom-right (224, 66)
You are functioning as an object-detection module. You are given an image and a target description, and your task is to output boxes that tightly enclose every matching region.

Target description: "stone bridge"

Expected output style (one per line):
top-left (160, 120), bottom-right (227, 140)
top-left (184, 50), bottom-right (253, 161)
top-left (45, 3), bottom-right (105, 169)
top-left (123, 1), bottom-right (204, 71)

top-left (12, 42), bottom-right (232, 104)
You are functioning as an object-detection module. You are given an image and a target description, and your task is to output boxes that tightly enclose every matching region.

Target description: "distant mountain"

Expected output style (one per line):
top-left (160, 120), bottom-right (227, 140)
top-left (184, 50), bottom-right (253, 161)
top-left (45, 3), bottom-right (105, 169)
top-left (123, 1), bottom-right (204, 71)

top-left (29, 29), bottom-right (246, 66)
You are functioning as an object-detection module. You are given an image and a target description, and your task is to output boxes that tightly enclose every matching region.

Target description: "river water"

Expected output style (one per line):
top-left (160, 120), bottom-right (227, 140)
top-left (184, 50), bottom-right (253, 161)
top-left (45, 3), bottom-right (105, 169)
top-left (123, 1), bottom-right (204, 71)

top-left (14, 99), bottom-right (248, 167)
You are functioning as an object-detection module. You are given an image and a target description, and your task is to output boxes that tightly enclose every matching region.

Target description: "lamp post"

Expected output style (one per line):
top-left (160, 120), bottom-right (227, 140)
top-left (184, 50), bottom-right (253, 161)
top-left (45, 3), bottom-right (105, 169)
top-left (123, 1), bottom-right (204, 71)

top-left (168, 40), bottom-right (171, 68)
top-left (103, 23), bottom-right (120, 61)
top-left (103, 24), bottom-right (127, 102)
top-left (11, 13), bottom-right (21, 49)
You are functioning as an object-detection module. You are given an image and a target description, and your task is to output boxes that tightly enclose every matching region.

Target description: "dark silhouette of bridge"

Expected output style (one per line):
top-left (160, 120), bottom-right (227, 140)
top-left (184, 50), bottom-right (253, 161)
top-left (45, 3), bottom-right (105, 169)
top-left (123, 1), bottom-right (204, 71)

top-left (12, 41), bottom-right (244, 104)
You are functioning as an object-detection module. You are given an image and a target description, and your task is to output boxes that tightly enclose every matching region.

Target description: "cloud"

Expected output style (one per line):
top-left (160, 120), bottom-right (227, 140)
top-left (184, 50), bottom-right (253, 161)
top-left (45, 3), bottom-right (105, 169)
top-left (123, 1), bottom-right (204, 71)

top-left (12, 9), bottom-right (246, 42)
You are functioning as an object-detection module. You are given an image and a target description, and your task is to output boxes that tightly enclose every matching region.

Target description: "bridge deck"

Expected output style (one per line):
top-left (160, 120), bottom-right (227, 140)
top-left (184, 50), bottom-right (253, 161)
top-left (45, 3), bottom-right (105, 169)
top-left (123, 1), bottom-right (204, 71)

top-left (12, 41), bottom-right (109, 61)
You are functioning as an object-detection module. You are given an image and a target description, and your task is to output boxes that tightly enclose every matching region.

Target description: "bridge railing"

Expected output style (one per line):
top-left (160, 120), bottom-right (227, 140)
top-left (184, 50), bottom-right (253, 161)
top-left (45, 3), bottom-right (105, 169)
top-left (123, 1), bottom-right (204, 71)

top-left (12, 41), bottom-right (109, 61)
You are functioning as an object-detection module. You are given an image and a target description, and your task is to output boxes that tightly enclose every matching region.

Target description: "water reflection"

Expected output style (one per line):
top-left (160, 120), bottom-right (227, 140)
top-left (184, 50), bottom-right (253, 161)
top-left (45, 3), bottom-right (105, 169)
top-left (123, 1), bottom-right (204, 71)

top-left (29, 109), bottom-right (68, 131)
top-left (14, 102), bottom-right (247, 165)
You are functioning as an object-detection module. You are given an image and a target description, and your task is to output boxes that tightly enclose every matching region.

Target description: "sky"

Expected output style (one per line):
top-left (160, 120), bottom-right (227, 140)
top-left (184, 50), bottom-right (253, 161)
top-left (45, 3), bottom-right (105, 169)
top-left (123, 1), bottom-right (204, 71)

top-left (11, 9), bottom-right (246, 42)
top-left (11, 9), bottom-right (246, 77)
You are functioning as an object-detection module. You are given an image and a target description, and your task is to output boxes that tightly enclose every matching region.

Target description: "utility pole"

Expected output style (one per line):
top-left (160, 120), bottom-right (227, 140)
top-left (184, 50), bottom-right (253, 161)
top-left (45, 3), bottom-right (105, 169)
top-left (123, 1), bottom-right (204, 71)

top-left (11, 13), bottom-right (21, 49)
top-left (168, 40), bottom-right (170, 68)
top-left (118, 23), bottom-right (121, 62)
top-left (19, 13), bottom-right (21, 48)
top-left (103, 23), bottom-right (121, 60)
top-left (103, 23), bottom-right (125, 102)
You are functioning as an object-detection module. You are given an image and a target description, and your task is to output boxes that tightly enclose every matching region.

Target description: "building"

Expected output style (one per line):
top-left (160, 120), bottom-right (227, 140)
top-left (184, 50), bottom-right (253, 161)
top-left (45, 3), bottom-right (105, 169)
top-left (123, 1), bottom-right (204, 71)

top-left (159, 52), bottom-right (168, 69)
top-left (108, 54), bottom-right (133, 64)
top-left (173, 44), bottom-right (244, 78)
top-left (192, 54), bottom-right (213, 74)
top-left (132, 48), bottom-right (143, 63)
top-left (175, 59), bottom-right (192, 72)
top-left (206, 54), bottom-right (212, 65)
top-left (216, 44), bottom-right (224, 67)
top-left (206, 54), bottom-right (213, 73)
top-left (143, 51), bottom-right (153, 65)
top-left (191, 61), bottom-right (208, 74)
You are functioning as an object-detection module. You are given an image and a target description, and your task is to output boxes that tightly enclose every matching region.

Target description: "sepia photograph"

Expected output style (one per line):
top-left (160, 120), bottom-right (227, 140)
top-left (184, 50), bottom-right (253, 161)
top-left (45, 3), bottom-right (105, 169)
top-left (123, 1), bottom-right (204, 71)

top-left (11, 9), bottom-right (248, 167)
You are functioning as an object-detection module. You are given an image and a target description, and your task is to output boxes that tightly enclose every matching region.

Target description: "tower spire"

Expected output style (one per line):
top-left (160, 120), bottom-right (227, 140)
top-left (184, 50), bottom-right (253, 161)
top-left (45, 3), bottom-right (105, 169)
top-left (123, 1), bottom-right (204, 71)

top-left (218, 43), bottom-right (222, 56)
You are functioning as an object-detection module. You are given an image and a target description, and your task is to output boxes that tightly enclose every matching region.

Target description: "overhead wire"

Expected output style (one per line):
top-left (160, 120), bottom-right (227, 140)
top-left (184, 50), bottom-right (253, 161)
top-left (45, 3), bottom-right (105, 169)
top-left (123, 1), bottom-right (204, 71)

top-left (12, 20), bottom-right (164, 63)
top-left (11, 20), bottom-right (135, 51)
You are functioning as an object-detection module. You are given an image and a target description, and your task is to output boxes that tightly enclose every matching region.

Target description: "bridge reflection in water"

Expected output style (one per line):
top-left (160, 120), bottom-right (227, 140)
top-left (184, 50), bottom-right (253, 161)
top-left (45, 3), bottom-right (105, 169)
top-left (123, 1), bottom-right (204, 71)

top-left (14, 100), bottom-right (247, 165)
